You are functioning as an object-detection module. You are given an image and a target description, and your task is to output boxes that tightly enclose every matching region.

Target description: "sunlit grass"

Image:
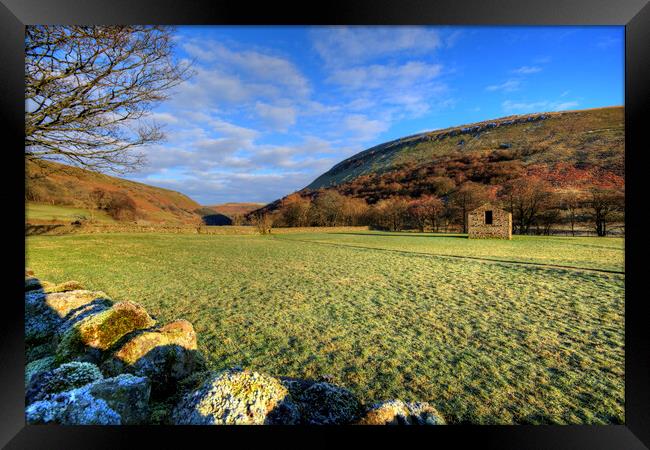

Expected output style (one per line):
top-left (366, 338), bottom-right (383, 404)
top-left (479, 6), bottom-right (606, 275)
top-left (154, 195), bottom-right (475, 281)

top-left (26, 231), bottom-right (624, 424)
top-left (27, 202), bottom-right (116, 223)
top-left (275, 231), bottom-right (624, 272)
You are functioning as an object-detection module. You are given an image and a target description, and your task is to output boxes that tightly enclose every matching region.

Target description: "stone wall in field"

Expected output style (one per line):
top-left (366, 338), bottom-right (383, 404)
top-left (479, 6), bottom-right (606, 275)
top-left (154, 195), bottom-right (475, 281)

top-left (24, 270), bottom-right (446, 425)
top-left (468, 203), bottom-right (512, 240)
top-left (26, 224), bottom-right (370, 236)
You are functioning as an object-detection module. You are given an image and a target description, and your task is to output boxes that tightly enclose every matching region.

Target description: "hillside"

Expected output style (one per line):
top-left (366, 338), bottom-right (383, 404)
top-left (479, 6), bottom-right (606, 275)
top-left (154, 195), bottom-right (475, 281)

top-left (309, 107), bottom-right (623, 189)
top-left (256, 106), bottom-right (623, 214)
top-left (26, 160), bottom-right (202, 225)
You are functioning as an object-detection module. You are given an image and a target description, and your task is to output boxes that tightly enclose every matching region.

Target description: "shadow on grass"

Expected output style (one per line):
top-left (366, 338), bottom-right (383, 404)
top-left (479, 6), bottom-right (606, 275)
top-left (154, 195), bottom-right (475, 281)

top-left (329, 232), bottom-right (467, 239)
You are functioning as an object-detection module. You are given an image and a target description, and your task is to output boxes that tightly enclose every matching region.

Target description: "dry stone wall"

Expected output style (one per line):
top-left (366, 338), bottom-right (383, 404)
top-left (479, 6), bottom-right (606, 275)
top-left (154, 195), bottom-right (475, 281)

top-left (24, 271), bottom-right (446, 425)
top-left (26, 224), bottom-right (369, 236)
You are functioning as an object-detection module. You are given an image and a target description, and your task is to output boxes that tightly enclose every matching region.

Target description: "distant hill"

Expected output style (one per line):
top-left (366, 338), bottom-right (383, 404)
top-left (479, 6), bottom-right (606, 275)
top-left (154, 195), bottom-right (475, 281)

top-left (254, 106), bottom-right (624, 214)
top-left (26, 160), bottom-right (202, 225)
top-left (205, 203), bottom-right (266, 217)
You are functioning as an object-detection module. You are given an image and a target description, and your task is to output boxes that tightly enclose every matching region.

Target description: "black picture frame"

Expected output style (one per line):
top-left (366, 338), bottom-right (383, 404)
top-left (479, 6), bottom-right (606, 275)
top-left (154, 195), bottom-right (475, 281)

top-left (1, 0), bottom-right (648, 447)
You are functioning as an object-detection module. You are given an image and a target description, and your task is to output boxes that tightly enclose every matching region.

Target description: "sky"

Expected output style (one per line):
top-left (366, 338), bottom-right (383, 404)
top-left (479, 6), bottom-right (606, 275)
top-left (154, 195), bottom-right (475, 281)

top-left (125, 26), bottom-right (624, 205)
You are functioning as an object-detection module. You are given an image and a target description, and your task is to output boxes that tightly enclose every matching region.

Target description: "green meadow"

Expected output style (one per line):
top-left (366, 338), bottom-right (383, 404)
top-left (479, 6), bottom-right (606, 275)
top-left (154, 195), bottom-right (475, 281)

top-left (27, 202), bottom-right (117, 224)
top-left (26, 231), bottom-right (625, 424)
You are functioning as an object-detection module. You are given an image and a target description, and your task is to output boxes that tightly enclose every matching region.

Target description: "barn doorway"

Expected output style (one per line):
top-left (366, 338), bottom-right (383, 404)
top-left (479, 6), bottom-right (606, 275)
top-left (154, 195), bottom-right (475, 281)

top-left (485, 210), bottom-right (493, 225)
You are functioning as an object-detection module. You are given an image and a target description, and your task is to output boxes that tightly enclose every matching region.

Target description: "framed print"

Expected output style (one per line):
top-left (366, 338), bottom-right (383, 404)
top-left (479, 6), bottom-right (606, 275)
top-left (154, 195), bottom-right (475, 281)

top-left (1, 0), bottom-right (649, 448)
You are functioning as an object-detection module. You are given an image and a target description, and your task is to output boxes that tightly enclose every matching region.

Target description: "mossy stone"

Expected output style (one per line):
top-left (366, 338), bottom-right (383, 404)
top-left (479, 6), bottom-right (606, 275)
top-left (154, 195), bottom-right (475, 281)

top-left (55, 301), bottom-right (155, 364)
top-left (103, 319), bottom-right (202, 396)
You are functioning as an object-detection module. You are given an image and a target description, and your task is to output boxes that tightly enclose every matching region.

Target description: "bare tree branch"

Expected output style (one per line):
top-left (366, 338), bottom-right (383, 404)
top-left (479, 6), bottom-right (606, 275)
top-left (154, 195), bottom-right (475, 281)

top-left (25, 25), bottom-right (194, 174)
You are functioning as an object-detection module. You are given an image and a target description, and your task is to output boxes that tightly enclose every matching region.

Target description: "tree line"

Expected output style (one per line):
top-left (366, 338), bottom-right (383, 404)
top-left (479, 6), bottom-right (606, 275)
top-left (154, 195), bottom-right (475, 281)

top-left (262, 175), bottom-right (624, 237)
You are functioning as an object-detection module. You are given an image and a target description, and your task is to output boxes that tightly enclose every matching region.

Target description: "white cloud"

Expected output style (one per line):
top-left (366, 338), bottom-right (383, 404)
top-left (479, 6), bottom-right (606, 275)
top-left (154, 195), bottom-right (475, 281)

top-left (323, 60), bottom-right (448, 125)
top-left (502, 99), bottom-right (579, 113)
top-left (327, 61), bottom-right (443, 90)
top-left (182, 41), bottom-right (310, 98)
top-left (486, 79), bottom-right (521, 92)
top-left (149, 112), bottom-right (180, 125)
top-left (169, 39), bottom-right (312, 111)
top-left (553, 101), bottom-right (580, 111)
top-left (311, 26), bottom-right (443, 67)
top-left (344, 114), bottom-right (390, 142)
top-left (512, 65), bottom-right (542, 74)
top-left (255, 102), bottom-right (297, 131)
top-left (533, 56), bottom-right (552, 64)
top-left (596, 36), bottom-right (622, 49)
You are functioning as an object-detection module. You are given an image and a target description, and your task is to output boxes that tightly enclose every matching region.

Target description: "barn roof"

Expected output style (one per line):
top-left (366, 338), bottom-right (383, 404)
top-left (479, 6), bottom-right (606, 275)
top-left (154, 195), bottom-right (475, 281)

top-left (469, 202), bottom-right (507, 213)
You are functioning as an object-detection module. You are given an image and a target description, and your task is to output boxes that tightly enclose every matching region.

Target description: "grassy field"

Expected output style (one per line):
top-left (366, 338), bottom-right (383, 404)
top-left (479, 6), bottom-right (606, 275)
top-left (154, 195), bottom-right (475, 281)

top-left (26, 202), bottom-right (117, 224)
top-left (26, 231), bottom-right (625, 424)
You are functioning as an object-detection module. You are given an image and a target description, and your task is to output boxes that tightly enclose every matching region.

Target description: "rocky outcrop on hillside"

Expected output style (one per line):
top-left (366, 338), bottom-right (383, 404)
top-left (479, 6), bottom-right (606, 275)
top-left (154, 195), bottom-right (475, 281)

top-left (24, 271), bottom-right (446, 425)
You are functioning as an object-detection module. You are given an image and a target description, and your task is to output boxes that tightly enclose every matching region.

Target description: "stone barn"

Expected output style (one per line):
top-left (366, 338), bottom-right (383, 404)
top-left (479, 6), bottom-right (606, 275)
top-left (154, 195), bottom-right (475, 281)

top-left (468, 203), bottom-right (512, 239)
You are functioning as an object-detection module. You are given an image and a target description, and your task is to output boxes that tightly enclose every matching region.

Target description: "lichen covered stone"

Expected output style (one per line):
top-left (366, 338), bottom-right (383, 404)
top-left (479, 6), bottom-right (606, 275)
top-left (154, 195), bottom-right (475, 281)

top-left (298, 382), bottom-right (363, 425)
top-left (25, 290), bottom-right (112, 346)
top-left (103, 320), bottom-right (203, 395)
top-left (46, 290), bottom-right (108, 316)
top-left (26, 342), bottom-right (57, 365)
top-left (55, 301), bottom-right (156, 364)
top-left (357, 400), bottom-right (446, 425)
top-left (25, 291), bottom-right (61, 345)
top-left (25, 278), bottom-right (84, 294)
top-left (25, 373), bottom-right (150, 425)
top-left (42, 280), bottom-right (85, 294)
top-left (26, 390), bottom-right (121, 425)
top-left (25, 356), bottom-right (57, 386)
top-left (172, 369), bottom-right (300, 425)
top-left (87, 374), bottom-right (151, 425)
top-left (26, 361), bottom-right (104, 404)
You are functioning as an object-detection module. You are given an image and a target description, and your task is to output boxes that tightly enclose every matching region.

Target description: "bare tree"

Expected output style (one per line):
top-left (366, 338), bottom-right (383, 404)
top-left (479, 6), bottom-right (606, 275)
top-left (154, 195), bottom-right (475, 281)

top-left (340, 197), bottom-right (368, 226)
top-left (408, 199), bottom-right (429, 232)
top-left (253, 212), bottom-right (274, 235)
top-left (449, 182), bottom-right (490, 233)
top-left (499, 177), bottom-right (551, 234)
top-left (408, 195), bottom-right (443, 232)
top-left (231, 213), bottom-right (245, 226)
top-left (311, 190), bottom-right (346, 226)
top-left (588, 188), bottom-right (624, 237)
top-left (280, 193), bottom-right (312, 227)
top-left (25, 26), bottom-right (193, 174)
top-left (373, 197), bottom-right (410, 232)
top-left (558, 190), bottom-right (585, 236)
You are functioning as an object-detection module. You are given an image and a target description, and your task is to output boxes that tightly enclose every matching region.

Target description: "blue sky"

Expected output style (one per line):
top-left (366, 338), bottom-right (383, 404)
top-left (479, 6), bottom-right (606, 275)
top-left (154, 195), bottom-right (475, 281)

top-left (126, 26), bottom-right (624, 205)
